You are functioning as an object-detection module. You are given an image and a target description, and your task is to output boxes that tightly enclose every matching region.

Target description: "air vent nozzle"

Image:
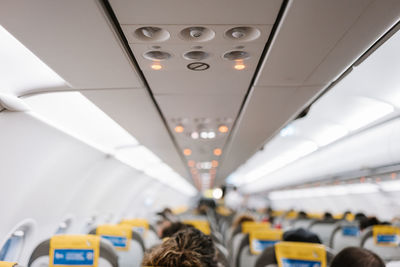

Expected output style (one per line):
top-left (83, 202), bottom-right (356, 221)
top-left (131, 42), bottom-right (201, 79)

top-left (225, 26), bottom-right (260, 42)
top-left (180, 27), bottom-right (215, 42)
top-left (223, 50), bottom-right (250, 61)
top-left (183, 51), bottom-right (210, 60)
top-left (134, 27), bottom-right (170, 42)
top-left (143, 51), bottom-right (171, 61)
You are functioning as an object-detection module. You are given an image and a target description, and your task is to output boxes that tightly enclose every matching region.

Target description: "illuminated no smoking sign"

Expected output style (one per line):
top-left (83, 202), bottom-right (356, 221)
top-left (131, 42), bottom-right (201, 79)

top-left (187, 62), bottom-right (210, 71)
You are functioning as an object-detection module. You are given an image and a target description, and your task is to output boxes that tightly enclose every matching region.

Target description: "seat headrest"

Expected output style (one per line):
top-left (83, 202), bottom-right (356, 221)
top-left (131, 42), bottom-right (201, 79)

top-left (28, 235), bottom-right (118, 267)
top-left (0, 262), bottom-right (18, 267)
top-left (242, 221), bottom-right (270, 234)
top-left (275, 242), bottom-right (327, 267)
top-left (95, 225), bottom-right (132, 251)
top-left (182, 220), bottom-right (211, 235)
top-left (119, 219), bottom-right (149, 237)
top-left (249, 229), bottom-right (283, 255)
top-left (372, 225), bottom-right (400, 246)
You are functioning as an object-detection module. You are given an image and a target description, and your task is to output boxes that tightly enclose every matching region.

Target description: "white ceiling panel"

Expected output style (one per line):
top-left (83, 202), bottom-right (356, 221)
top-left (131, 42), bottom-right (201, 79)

top-left (255, 0), bottom-right (374, 87)
top-left (109, 0), bottom-right (282, 25)
top-left (82, 88), bottom-right (189, 181)
top-left (0, 0), bottom-right (143, 92)
top-left (155, 94), bottom-right (243, 119)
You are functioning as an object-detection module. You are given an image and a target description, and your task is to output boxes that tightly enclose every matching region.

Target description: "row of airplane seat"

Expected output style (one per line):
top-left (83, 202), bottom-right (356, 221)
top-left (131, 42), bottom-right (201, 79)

top-left (5, 204), bottom-right (400, 267)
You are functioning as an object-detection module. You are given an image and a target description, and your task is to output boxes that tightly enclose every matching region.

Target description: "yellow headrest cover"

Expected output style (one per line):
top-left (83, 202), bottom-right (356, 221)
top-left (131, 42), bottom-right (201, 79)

top-left (249, 229), bottom-right (283, 255)
top-left (373, 225), bottom-right (400, 246)
top-left (0, 262), bottom-right (17, 267)
top-left (96, 224), bottom-right (132, 251)
top-left (119, 219), bottom-right (149, 236)
top-left (183, 220), bottom-right (211, 235)
top-left (49, 235), bottom-right (100, 267)
top-left (275, 242), bottom-right (327, 267)
top-left (242, 221), bottom-right (270, 234)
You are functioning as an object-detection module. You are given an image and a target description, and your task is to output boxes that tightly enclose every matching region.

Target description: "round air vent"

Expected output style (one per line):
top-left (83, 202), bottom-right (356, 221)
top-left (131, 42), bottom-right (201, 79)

top-left (180, 27), bottom-right (215, 42)
top-left (143, 51), bottom-right (172, 61)
top-left (134, 27), bottom-right (170, 42)
top-left (183, 51), bottom-right (210, 60)
top-left (225, 26), bottom-right (260, 42)
top-left (223, 50), bottom-right (250, 61)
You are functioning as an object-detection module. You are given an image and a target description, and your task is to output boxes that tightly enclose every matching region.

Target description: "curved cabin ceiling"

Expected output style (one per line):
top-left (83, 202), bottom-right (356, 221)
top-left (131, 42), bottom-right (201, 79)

top-left (1, 0), bottom-right (400, 191)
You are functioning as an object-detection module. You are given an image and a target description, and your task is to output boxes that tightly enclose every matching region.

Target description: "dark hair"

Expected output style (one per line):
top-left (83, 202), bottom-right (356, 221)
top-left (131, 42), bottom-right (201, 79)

top-left (142, 227), bottom-right (218, 267)
top-left (360, 217), bottom-right (380, 230)
top-left (330, 247), bottom-right (385, 267)
top-left (283, 228), bottom-right (321, 244)
top-left (161, 222), bottom-right (194, 239)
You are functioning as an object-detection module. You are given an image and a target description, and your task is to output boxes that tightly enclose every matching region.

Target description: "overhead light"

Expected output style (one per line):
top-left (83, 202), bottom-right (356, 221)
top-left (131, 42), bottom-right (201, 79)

top-left (25, 92), bottom-right (139, 152)
top-left (183, 148), bottom-right (192, 156)
top-left (0, 25), bottom-right (65, 94)
top-left (207, 131), bottom-right (216, 138)
top-left (116, 146), bottom-right (161, 171)
top-left (245, 140), bottom-right (318, 183)
top-left (313, 124), bottom-right (348, 147)
top-left (200, 131), bottom-right (208, 139)
top-left (234, 62), bottom-right (246, 70)
top-left (174, 125), bottom-right (184, 133)
top-left (213, 148), bottom-right (222, 156)
top-left (280, 124), bottom-right (295, 137)
top-left (189, 27), bottom-right (204, 38)
top-left (151, 64), bottom-right (162, 70)
top-left (212, 188), bottom-right (223, 199)
top-left (343, 97), bottom-right (394, 131)
top-left (188, 160), bottom-right (196, 167)
top-left (212, 160), bottom-right (219, 168)
top-left (191, 132), bottom-right (199, 139)
top-left (218, 125), bottom-right (229, 133)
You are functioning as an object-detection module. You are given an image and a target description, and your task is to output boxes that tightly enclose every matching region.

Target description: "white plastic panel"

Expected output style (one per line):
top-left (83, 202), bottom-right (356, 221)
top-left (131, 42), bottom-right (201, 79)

top-left (0, 0), bottom-right (143, 92)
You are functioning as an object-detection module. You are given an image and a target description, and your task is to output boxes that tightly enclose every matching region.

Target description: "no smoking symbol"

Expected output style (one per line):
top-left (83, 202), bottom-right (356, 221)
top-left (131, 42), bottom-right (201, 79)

top-left (187, 62), bottom-right (210, 71)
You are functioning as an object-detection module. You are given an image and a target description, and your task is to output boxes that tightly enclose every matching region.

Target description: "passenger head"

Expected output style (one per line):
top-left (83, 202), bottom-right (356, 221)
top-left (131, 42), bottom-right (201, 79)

top-left (330, 247), bottom-right (385, 267)
top-left (161, 222), bottom-right (194, 239)
top-left (323, 212), bottom-right (333, 220)
top-left (298, 211), bottom-right (308, 219)
top-left (232, 214), bottom-right (255, 229)
top-left (360, 216), bottom-right (380, 231)
top-left (142, 227), bottom-right (218, 267)
top-left (354, 212), bottom-right (367, 221)
top-left (283, 228), bottom-right (321, 244)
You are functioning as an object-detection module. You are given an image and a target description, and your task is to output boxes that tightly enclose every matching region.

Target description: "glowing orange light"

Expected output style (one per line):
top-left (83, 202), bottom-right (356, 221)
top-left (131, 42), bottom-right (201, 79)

top-left (391, 173), bottom-right (397, 179)
top-left (174, 125), bottom-right (184, 133)
top-left (151, 64), bottom-right (162, 70)
top-left (218, 125), bottom-right (229, 133)
top-left (213, 148), bottom-right (222, 156)
top-left (183, 148), bottom-right (192, 156)
top-left (188, 160), bottom-right (195, 167)
top-left (212, 160), bottom-right (219, 168)
top-left (234, 63), bottom-right (246, 70)
top-left (360, 177), bottom-right (366, 183)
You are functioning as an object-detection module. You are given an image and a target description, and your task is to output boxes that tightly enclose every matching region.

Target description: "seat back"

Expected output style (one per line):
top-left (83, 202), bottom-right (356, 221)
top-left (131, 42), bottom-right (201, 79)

top-left (255, 242), bottom-right (335, 267)
top-left (119, 219), bottom-right (149, 238)
top-left (329, 222), bottom-right (360, 252)
top-left (28, 235), bottom-right (118, 267)
top-left (361, 225), bottom-right (400, 262)
top-left (308, 220), bottom-right (337, 246)
top-left (275, 242), bottom-right (327, 267)
top-left (0, 262), bottom-right (19, 267)
top-left (183, 220), bottom-right (211, 235)
top-left (237, 229), bottom-right (283, 267)
top-left (94, 224), bottom-right (145, 267)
